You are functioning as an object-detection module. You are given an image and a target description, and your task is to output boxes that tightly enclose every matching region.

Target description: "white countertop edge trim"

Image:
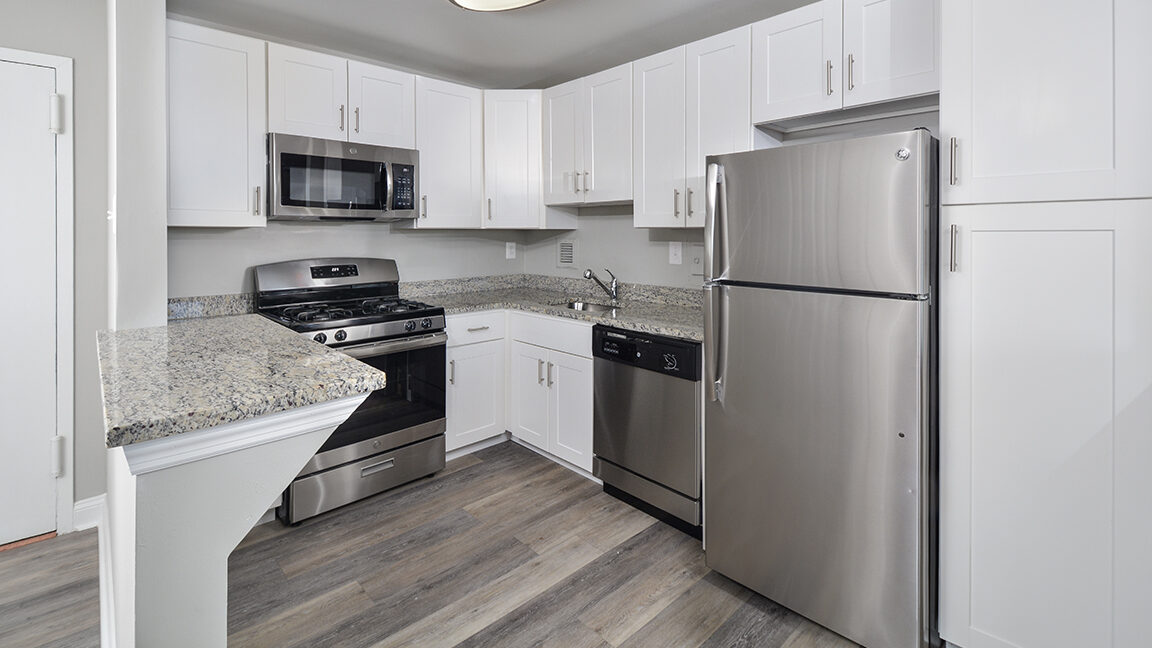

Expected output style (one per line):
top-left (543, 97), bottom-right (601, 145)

top-left (120, 394), bottom-right (369, 476)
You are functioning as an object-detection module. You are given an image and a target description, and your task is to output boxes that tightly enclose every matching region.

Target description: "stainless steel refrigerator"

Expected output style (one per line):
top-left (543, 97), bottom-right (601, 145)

top-left (703, 129), bottom-right (938, 648)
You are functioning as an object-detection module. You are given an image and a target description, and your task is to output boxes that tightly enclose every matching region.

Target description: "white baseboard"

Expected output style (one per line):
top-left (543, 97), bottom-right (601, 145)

top-left (73, 495), bottom-right (105, 531)
top-left (97, 498), bottom-right (116, 648)
top-left (445, 432), bottom-right (511, 462)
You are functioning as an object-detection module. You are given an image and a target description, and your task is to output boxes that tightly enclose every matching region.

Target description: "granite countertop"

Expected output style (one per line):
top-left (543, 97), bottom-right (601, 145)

top-left (98, 314), bottom-right (388, 448)
top-left (428, 287), bottom-right (704, 341)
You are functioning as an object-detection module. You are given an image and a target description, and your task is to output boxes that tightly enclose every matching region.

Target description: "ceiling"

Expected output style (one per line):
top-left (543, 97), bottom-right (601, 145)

top-left (167, 0), bottom-right (809, 89)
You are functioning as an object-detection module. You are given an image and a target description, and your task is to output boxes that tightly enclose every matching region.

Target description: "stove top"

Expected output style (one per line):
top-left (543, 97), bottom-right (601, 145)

top-left (252, 258), bottom-right (445, 347)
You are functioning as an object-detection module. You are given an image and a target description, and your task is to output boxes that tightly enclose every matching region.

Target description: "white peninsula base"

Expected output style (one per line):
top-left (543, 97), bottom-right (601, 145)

top-left (100, 394), bottom-right (368, 648)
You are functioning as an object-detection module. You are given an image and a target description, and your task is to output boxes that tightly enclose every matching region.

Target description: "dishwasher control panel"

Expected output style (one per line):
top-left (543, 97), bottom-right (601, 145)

top-left (593, 325), bottom-right (700, 380)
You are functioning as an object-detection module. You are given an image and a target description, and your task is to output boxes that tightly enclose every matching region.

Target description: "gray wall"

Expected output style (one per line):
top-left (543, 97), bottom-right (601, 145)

top-left (0, 0), bottom-right (110, 501)
top-left (522, 207), bottom-right (705, 290)
top-left (168, 223), bottom-right (527, 297)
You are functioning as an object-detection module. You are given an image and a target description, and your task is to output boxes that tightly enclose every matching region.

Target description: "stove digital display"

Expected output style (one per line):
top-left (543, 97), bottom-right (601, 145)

top-left (311, 264), bottom-right (359, 279)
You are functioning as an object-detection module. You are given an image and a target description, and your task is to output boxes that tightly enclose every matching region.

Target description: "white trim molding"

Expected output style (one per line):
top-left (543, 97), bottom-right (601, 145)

top-left (73, 495), bottom-right (105, 531)
top-left (0, 46), bottom-right (76, 537)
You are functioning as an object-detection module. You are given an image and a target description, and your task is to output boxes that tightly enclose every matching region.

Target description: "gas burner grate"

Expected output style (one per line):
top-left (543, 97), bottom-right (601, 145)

top-left (283, 305), bottom-right (356, 323)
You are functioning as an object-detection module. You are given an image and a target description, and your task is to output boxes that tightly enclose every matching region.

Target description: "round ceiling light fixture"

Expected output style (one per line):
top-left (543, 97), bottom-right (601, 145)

top-left (448, 0), bottom-right (548, 11)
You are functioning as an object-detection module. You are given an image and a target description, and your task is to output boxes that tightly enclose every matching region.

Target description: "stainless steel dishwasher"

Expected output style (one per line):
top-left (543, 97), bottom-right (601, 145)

top-left (592, 325), bottom-right (702, 536)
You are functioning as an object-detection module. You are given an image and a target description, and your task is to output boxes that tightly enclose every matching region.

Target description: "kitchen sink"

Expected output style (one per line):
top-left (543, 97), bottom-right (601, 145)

top-left (554, 300), bottom-right (619, 315)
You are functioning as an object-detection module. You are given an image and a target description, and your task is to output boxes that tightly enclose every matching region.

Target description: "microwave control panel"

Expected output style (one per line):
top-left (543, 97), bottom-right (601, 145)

top-left (391, 164), bottom-right (415, 211)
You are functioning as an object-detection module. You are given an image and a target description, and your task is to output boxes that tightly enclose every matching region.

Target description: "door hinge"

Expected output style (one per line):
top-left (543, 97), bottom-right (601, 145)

top-left (49, 93), bottom-right (63, 134)
top-left (50, 436), bottom-right (65, 477)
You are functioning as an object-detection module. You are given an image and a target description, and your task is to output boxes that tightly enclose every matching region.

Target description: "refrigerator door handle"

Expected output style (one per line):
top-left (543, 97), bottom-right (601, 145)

top-left (704, 284), bottom-right (727, 402)
top-left (705, 162), bottom-right (727, 282)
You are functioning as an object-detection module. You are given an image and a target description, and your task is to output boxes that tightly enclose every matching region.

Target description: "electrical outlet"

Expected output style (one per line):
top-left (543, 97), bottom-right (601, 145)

top-left (505, 242), bottom-right (516, 259)
top-left (669, 241), bottom-right (683, 265)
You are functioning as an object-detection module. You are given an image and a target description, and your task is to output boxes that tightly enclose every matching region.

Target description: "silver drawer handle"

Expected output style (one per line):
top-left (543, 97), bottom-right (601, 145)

top-left (449, 359), bottom-right (455, 384)
top-left (360, 458), bottom-right (394, 477)
top-left (467, 326), bottom-right (490, 332)
top-left (547, 361), bottom-right (554, 387)
top-left (538, 359), bottom-right (545, 384)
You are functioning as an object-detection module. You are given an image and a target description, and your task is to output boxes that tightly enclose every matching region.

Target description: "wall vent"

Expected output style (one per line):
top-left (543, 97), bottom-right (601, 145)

top-left (557, 239), bottom-right (576, 268)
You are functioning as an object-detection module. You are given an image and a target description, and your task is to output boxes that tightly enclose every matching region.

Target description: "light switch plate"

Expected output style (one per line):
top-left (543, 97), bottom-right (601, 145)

top-left (669, 241), bottom-right (683, 265)
top-left (506, 242), bottom-right (516, 259)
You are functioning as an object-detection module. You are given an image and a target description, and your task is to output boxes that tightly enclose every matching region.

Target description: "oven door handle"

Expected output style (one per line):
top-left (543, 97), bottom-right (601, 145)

top-left (338, 331), bottom-right (447, 359)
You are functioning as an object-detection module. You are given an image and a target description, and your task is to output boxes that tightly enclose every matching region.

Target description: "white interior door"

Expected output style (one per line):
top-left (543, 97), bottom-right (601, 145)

top-left (0, 57), bottom-right (58, 544)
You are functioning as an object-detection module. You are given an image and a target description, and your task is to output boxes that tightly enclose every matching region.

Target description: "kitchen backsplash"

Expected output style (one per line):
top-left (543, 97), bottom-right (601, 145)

top-left (168, 274), bottom-right (702, 320)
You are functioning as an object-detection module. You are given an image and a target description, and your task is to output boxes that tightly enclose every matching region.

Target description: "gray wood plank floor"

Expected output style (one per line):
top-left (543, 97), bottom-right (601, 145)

top-left (0, 441), bottom-right (858, 648)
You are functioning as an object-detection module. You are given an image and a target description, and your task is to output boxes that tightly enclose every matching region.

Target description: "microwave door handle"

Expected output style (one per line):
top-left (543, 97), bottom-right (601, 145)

top-left (384, 162), bottom-right (393, 212)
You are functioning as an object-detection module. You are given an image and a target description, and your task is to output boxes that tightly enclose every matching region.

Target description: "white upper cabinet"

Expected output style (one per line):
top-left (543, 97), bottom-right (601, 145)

top-left (484, 90), bottom-right (542, 229)
top-left (633, 48), bottom-right (687, 228)
top-left (167, 21), bottom-right (266, 228)
top-left (543, 63), bottom-right (632, 206)
top-left (347, 60), bottom-right (415, 148)
top-left (413, 76), bottom-right (484, 228)
top-left (267, 43), bottom-right (347, 141)
top-left (751, 0), bottom-right (842, 124)
top-left (582, 63), bottom-right (633, 204)
top-left (842, 0), bottom-right (939, 108)
top-left (268, 44), bottom-right (416, 147)
top-left (940, 0), bottom-right (1152, 204)
top-left (634, 27), bottom-right (752, 229)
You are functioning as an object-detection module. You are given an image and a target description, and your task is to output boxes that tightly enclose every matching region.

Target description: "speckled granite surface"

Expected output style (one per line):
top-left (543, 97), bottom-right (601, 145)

top-left (168, 293), bottom-right (255, 320)
top-left (432, 287), bottom-right (704, 341)
top-left (97, 314), bottom-right (388, 448)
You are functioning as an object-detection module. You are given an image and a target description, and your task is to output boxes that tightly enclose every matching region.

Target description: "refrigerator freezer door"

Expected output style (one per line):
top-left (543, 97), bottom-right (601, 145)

top-left (704, 285), bottom-right (932, 648)
top-left (705, 129), bottom-right (934, 295)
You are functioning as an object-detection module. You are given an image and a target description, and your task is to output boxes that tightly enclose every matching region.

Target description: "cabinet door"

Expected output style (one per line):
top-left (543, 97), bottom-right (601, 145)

top-left (167, 21), bottom-right (266, 228)
top-left (938, 201), bottom-right (1152, 648)
top-left (686, 26), bottom-right (752, 228)
top-left (542, 78), bottom-right (583, 206)
top-left (509, 341), bottom-right (549, 451)
top-left (547, 351), bottom-right (593, 473)
top-left (446, 340), bottom-right (506, 452)
top-left (414, 77), bottom-right (484, 228)
top-left (940, 0), bottom-right (1152, 204)
top-left (483, 90), bottom-right (542, 229)
top-left (751, 0), bottom-right (842, 123)
top-left (582, 63), bottom-right (633, 203)
top-left (842, 0), bottom-right (939, 108)
top-left (633, 48), bottom-right (687, 228)
top-left (267, 43), bottom-right (348, 140)
top-left (347, 60), bottom-right (415, 148)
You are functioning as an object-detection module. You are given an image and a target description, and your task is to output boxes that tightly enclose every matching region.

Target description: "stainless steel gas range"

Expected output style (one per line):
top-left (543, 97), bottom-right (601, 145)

top-left (254, 257), bottom-right (446, 524)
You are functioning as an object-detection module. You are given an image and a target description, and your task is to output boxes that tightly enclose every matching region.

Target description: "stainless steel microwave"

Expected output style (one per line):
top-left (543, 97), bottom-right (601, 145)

top-left (267, 133), bottom-right (419, 222)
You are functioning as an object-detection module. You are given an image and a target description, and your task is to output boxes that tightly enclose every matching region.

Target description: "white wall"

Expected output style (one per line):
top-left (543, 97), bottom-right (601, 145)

top-left (0, 0), bottom-right (109, 501)
top-left (168, 223), bottom-right (527, 297)
top-left (522, 207), bottom-right (705, 290)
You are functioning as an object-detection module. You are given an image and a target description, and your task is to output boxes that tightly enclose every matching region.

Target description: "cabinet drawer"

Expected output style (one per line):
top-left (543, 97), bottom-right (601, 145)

top-left (509, 312), bottom-right (592, 358)
top-left (446, 311), bottom-right (506, 346)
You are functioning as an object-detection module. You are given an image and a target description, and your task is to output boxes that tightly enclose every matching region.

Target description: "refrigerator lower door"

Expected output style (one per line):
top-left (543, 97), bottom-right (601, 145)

top-left (704, 284), bottom-right (933, 648)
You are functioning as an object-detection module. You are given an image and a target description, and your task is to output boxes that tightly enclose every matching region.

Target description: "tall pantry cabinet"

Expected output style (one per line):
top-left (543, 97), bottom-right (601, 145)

top-left (937, 2), bottom-right (1152, 648)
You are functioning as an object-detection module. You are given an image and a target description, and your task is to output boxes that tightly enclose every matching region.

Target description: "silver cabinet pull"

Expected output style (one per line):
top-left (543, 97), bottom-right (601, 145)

top-left (339, 104), bottom-right (345, 131)
top-left (687, 188), bottom-right (693, 218)
top-left (674, 188), bottom-right (680, 218)
top-left (826, 60), bottom-right (833, 96)
top-left (949, 224), bottom-right (959, 272)
top-left (360, 458), bottom-right (395, 477)
top-left (421, 195), bottom-right (428, 218)
top-left (949, 137), bottom-right (959, 186)
top-left (583, 171), bottom-right (589, 193)
top-left (546, 361), bottom-right (554, 387)
top-left (354, 106), bottom-right (360, 133)
top-left (537, 358), bottom-right (545, 384)
top-left (449, 359), bottom-right (455, 385)
top-left (572, 171), bottom-right (579, 194)
top-left (254, 186), bottom-right (261, 215)
top-left (848, 54), bottom-right (855, 91)
top-left (488, 197), bottom-right (493, 220)
top-left (467, 326), bottom-right (490, 332)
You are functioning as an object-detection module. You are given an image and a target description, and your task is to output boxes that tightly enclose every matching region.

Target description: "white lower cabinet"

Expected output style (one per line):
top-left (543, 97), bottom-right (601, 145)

top-left (939, 200), bottom-right (1152, 648)
top-left (508, 314), bottom-right (594, 472)
top-left (445, 312), bottom-right (506, 452)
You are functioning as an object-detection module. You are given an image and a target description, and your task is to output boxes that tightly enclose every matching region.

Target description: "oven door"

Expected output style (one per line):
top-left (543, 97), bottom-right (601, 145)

top-left (298, 332), bottom-right (446, 476)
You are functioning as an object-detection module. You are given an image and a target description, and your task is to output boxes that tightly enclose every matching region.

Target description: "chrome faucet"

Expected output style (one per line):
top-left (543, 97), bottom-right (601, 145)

top-left (584, 268), bottom-right (618, 303)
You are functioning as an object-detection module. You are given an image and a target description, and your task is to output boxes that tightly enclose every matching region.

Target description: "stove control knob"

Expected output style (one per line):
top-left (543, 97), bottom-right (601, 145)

top-left (334, 330), bottom-right (347, 342)
top-left (404, 320), bottom-right (417, 332)
top-left (421, 318), bottom-right (433, 329)
top-left (313, 332), bottom-right (327, 344)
